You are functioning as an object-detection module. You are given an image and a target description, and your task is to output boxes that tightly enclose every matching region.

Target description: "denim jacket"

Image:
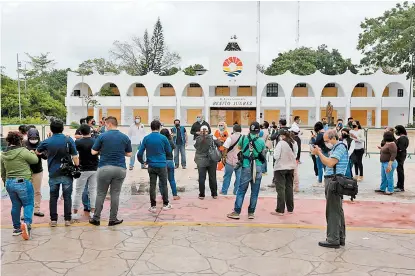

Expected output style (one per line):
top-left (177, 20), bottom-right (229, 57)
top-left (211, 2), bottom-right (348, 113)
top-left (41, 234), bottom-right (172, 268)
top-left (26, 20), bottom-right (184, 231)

top-left (171, 126), bottom-right (186, 145)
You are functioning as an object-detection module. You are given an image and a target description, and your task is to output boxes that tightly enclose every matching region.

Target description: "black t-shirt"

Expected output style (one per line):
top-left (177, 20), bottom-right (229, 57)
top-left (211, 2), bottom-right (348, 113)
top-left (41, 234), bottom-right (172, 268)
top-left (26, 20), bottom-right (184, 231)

top-left (75, 137), bottom-right (98, 171)
top-left (176, 127), bottom-right (183, 145)
top-left (75, 126), bottom-right (97, 138)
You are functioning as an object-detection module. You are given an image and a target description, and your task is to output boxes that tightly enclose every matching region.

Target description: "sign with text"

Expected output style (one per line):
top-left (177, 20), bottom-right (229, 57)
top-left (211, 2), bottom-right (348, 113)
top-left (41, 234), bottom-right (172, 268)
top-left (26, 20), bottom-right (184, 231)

top-left (209, 97), bottom-right (256, 107)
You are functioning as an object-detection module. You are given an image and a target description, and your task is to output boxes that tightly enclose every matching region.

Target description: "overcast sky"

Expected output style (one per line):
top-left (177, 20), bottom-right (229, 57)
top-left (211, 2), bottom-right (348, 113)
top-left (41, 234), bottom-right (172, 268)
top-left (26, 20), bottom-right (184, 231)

top-left (1, 1), bottom-right (403, 77)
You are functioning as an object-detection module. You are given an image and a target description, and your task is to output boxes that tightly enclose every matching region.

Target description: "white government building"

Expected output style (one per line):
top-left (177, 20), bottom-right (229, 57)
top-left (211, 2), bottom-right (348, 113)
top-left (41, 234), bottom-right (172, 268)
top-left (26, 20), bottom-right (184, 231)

top-left (66, 39), bottom-right (414, 128)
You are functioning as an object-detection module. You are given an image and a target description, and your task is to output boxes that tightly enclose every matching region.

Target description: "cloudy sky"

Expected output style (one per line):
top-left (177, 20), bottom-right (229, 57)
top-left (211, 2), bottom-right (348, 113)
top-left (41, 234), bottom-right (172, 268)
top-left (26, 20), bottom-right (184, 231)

top-left (1, 1), bottom-right (402, 76)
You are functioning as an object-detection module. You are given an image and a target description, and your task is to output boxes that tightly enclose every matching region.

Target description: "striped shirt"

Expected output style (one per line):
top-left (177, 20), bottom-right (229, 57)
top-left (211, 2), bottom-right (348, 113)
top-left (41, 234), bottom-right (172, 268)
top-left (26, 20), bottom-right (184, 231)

top-left (325, 142), bottom-right (349, 176)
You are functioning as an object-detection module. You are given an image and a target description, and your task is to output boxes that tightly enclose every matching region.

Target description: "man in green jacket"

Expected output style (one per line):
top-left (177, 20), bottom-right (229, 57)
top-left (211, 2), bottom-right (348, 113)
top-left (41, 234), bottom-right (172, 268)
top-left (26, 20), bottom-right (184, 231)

top-left (1, 131), bottom-right (38, 240)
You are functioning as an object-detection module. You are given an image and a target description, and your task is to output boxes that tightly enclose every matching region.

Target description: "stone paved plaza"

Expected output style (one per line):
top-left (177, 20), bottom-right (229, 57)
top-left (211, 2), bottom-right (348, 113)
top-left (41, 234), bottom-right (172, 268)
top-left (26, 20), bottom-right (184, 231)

top-left (2, 225), bottom-right (415, 276)
top-left (2, 143), bottom-right (415, 275)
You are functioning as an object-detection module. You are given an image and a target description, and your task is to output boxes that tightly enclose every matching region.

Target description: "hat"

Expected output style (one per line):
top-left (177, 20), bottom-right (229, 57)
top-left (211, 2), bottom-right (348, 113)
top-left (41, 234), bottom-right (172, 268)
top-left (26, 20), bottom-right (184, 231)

top-left (201, 126), bottom-right (209, 131)
top-left (249, 122), bottom-right (260, 133)
top-left (288, 124), bottom-right (300, 134)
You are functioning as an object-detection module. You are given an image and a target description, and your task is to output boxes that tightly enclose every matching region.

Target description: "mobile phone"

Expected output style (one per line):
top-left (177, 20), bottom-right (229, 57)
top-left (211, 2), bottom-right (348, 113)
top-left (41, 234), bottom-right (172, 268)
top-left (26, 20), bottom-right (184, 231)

top-left (310, 131), bottom-right (314, 135)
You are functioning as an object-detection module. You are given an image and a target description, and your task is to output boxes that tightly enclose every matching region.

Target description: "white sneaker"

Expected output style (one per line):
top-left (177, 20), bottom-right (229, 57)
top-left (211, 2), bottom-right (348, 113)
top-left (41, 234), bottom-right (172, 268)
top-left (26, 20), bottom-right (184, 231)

top-left (72, 213), bottom-right (81, 220)
top-left (162, 204), bottom-right (173, 211)
top-left (148, 206), bottom-right (157, 213)
top-left (89, 212), bottom-right (94, 219)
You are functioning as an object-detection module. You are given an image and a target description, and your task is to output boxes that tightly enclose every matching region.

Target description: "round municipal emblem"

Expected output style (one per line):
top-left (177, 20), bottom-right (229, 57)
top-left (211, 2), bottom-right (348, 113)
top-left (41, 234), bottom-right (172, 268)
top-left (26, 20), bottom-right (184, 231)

top-left (223, 57), bottom-right (243, 77)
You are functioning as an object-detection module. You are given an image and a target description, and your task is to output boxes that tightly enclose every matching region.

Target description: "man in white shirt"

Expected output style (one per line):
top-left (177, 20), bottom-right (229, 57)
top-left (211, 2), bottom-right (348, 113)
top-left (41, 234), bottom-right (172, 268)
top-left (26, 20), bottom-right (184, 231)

top-left (128, 116), bottom-right (147, 170)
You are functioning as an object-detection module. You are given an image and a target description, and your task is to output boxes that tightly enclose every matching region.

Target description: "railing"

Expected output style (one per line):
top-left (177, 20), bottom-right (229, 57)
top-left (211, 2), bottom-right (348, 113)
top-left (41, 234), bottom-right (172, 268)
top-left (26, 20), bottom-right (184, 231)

top-left (1, 124), bottom-right (414, 157)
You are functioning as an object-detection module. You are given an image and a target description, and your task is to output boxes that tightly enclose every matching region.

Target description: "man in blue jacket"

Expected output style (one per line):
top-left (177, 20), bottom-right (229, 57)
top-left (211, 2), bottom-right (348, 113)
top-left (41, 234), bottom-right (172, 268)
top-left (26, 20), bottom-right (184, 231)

top-left (171, 119), bottom-right (187, 169)
top-left (138, 120), bottom-right (172, 212)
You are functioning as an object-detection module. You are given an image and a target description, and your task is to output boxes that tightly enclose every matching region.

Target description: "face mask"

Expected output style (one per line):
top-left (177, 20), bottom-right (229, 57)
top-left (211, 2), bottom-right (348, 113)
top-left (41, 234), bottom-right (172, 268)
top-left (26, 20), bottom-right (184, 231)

top-left (91, 121), bottom-right (96, 126)
top-left (196, 117), bottom-right (201, 123)
top-left (325, 142), bottom-right (334, 149)
top-left (341, 133), bottom-right (349, 139)
top-left (219, 126), bottom-right (224, 131)
top-left (338, 123), bottom-right (343, 128)
top-left (352, 125), bottom-right (357, 128)
top-left (175, 123), bottom-right (180, 127)
top-left (273, 125), bottom-right (277, 129)
top-left (135, 119), bottom-right (140, 124)
top-left (29, 139), bottom-right (39, 144)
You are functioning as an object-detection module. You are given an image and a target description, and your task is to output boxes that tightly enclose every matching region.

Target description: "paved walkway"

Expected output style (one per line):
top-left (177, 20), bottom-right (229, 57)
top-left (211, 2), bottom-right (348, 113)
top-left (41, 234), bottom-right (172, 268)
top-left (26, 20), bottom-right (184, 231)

top-left (2, 224), bottom-right (415, 276)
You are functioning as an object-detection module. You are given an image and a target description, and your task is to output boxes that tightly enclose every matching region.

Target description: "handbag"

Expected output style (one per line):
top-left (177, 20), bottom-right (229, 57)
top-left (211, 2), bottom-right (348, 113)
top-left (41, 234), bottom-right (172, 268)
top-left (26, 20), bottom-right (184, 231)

top-left (208, 137), bottom-right (222, 162)
top-left (330, 144), bottom-right (358, 199)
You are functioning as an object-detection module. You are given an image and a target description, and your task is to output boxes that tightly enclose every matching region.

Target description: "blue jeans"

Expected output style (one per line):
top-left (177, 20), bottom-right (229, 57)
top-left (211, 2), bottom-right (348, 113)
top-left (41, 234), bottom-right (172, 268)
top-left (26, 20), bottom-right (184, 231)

top-left (159, 160), bottom-right (178, 196)
top-left (49, 176), bottom-right (73, 221)
top-left (234, 165), bottom-right (263, 214)
top-left (345, 160), bottom-right (353, 178)
top-left (262, 152), bottom-right (268, 174)
top-left (221, 162), bottom-right (241, 195)
top-left (316, 155), bottom-right (327, 183)
top-left (6, 178), bottom-right (34, 229)
top-left (82, 183), bottom-right (90, 211)
top-left (174, 144), bottom-right (186, 167)
top-left (380, 161), bottom-right (398, 193)
top-left (130, 144), bottom-right (146, 168)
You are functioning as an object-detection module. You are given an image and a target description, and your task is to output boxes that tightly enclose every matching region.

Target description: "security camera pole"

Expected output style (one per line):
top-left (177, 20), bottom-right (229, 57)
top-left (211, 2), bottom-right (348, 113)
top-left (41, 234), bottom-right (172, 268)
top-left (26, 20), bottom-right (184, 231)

top-left (17, 53), bottom-right (22, 121)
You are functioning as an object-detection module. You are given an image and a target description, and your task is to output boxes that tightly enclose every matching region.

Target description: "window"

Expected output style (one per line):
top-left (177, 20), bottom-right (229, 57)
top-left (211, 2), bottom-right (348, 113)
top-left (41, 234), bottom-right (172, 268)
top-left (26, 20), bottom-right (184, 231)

top-left (135, 83), bottom-right (145, 88)
top-left (324, 83), bottom-right (335, 88)
top-left (398, 89), bottom-right (404, 97)
top-left (355, 83), bottom-right (365, 88)
top-left (109, 83), bottom-right (117, 88)
top-left (266, 83), bottom-right (279, 97)
top-left (73, 90), bottom-right (80, 97)
top-left (295, 83), bottom-right (306, 88)
top-left (217, 86), bottom-right (228, 88)
top-left (163, 83), bottom-right (173, 88)
top-left (239, 86), bottom-right (251, 88)
top-left (190, 83), bottom-right (201, 87)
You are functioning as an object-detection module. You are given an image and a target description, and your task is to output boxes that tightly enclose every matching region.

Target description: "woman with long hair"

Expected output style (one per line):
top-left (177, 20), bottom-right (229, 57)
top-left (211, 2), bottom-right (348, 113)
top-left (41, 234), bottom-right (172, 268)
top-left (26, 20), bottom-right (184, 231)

top-left (340, 128), bottom-right (355, 178)
top-left (394, 125), bottom-right (409, 192)
top-left (375, 131), bottom-right (398, 195)
top-left (159, 129), bottom-right (180, 200)
top-left (350, 120), bottom-right (365, 181)
top-left (194, 126), bottom-right (220, 199)
top-left (272, 129), bottom-right (298, 216)
top-left (214, 122), bottom-right (229, 171)
top-left (312, 121), bottom-right (329, 186)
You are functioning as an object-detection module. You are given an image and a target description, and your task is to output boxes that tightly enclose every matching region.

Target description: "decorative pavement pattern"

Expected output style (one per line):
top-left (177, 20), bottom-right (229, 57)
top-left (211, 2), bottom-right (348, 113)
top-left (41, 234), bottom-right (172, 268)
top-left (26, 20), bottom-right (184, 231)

top-left (2, 225), bottom-right (415, 276)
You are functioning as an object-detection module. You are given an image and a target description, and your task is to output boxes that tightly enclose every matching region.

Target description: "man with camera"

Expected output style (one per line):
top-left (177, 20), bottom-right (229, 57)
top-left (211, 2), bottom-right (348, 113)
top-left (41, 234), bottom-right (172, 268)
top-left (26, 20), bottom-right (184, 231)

top-left (36, 120), bottom-right (79, 227)
top-left (311, 129), bottom-right (349, 248)
top-left (227, 122), bottom-right (266, 220)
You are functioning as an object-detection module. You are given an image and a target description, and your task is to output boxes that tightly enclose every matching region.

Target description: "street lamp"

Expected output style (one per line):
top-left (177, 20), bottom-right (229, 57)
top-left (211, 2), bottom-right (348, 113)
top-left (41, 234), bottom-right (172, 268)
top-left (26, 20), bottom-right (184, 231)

top-left (408, 54), bottom-right (414, 126)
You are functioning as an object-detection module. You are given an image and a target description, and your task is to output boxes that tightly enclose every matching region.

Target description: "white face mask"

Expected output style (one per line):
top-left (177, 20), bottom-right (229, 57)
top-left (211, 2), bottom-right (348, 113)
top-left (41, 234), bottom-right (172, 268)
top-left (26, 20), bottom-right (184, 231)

top-left (325, 142), bottom-right (334, 149)
top-left (135, 119), bottom-right (140, 124)
top-left (29, 139), bottom-right (39, 144)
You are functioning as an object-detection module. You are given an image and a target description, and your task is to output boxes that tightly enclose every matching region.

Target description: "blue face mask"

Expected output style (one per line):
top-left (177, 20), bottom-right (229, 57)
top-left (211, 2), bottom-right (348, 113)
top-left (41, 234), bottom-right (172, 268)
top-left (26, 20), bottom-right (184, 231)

top-left (196, 117), bottom-right (201, 123)
top-left (219, 126), bottom-right (225, 131)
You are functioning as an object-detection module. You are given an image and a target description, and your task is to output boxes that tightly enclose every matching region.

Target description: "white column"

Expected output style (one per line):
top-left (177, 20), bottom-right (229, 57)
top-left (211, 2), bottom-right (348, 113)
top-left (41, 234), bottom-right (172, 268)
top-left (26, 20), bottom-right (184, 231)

top-left (315, 98), bottom-right (321, 123)
top-left (176, 98), bottom-right (181, 121)
top-left (93, 107), bottom-right (99, 122)
top-left (204, 98), bottom-right (210, 123)
top-left (120, 105), bottom-right (126, 126)
top-left (66, 106), bottom-right (71, 125)
top-left (346, 99), bottom-right (351, 121)
top-left (285, 103), bottom-right (291, 125)
top-left (375, 105), bottom-right (382, 128)
top-left (148, 103), bottom-right (153, 124)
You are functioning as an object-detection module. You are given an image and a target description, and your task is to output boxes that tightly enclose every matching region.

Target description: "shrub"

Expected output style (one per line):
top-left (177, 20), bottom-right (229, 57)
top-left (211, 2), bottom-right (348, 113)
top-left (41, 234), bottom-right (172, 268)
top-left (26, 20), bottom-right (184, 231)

top-left (70, 121), bottom-right (80, 129)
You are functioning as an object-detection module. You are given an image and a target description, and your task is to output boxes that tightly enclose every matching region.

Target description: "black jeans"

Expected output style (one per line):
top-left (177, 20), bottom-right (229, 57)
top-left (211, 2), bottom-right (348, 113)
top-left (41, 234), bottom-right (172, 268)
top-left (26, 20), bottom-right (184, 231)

top-left (148, 166), bottom-right (169, 207)
top-left (198, 162), bottom-right (218, 197)
top-left (353, 148), bottom-right (364, 177)
top-left (396, 155), bottom-right (406, 190)
top-left (274, 170), bottom-right (294, 213)
top-left (311, 155), bottom-right (318, 176)
top-left (49, 176), bottom-right (73, 221)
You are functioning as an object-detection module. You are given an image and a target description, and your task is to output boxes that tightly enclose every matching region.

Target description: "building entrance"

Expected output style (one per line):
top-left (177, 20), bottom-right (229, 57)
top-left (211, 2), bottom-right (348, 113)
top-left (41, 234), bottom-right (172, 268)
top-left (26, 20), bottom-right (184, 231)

top-left (210, 107), bottom-right (256, 127)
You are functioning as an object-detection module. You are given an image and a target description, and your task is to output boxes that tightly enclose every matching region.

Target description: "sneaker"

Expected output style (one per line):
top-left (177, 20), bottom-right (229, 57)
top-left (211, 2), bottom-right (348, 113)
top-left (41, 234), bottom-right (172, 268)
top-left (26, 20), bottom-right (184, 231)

top-left (89, 212), bottom-right (95, 219)
top-left (65, 220), bottom-right (72, 227)
top-left (374, 189), bottom-right (385, 193)
top-left (227, 211), bottom-right (240, 220)
top-left (89, 218), bottom-right (100, 226)
top-left (148, 206), bottom-right (157, 213)
top-left (182, 166), bottom-right (186, 169)
top-left (12, 228), bottom-right (22, 236)
top-left (34, 212), bottom-right (45, 217)
top-left (394, 188), bottom-right (405, 192)
top-left (248, 213), bottom-right (255, 219)
top-left (108, 219), bottom-right (123, 226)
top-left (72, 213), bottom-right (81, 221)
top-left (173, 195), bottom-right (181, 200)
top-left (50, 221), bottom-right (57, 227)
top-left (21, 223), bottom-right (30, 240)
top-left (129, 166), bottom-right (134, 171)
top-left (162, 204), bottom-right (173, 211)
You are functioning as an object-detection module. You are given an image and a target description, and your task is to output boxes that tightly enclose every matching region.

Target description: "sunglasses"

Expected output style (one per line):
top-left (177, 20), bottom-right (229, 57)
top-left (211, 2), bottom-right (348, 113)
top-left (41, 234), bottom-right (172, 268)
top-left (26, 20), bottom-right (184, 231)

top-left (218, 125), bottom-right (224, 127)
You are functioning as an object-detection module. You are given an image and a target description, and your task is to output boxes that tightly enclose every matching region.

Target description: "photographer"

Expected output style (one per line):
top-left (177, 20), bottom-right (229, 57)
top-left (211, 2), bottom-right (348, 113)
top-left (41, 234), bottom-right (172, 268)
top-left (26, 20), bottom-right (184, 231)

top-left (311, 129), bottom-right (349, 248)
top-left (37, 120), bottom-right (79, 227)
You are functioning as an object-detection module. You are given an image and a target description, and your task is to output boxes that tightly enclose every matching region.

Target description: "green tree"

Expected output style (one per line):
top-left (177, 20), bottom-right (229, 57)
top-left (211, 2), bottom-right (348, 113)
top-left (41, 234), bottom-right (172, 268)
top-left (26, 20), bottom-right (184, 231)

top-left (357, 2), bottom-right (415, 78)
top-left (111, 17), bottom-right (181, 75)
top-left (25, 52), bottom-right (56, 78)
top-left (159, 66), bottom-right (181, 76)
top-left (183, 64), bottom-right (205, 76)
top-left (76, 58), bottom-right (120, 75)
top-left (265, 45), bottom-right (357, 76)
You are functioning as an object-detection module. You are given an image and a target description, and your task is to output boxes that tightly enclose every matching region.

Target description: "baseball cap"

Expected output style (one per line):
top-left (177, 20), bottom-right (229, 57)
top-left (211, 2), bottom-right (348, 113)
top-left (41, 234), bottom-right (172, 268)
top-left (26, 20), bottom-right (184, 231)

top-left (249, 122), bottom-right (260, 133)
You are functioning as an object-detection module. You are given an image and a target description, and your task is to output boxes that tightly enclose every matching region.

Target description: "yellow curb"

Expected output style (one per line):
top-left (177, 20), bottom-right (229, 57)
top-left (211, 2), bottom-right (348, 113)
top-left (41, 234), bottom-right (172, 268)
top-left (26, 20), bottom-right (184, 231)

top-left (1, 221), bottom-right (415, 234)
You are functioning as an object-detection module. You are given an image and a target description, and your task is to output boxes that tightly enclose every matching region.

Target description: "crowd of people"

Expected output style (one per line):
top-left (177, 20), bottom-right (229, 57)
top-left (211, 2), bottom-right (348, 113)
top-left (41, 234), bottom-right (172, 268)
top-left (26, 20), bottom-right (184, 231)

top-left (0, 114), bottom-right (410, 248)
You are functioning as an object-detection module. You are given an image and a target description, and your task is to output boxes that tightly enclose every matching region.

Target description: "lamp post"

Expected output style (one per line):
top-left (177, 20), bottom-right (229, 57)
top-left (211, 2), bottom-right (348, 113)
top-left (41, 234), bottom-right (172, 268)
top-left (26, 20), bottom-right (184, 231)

top-left (408, 54), bottom-right (414, 126)
top-left (16, 54), bottom-right (22, 121)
